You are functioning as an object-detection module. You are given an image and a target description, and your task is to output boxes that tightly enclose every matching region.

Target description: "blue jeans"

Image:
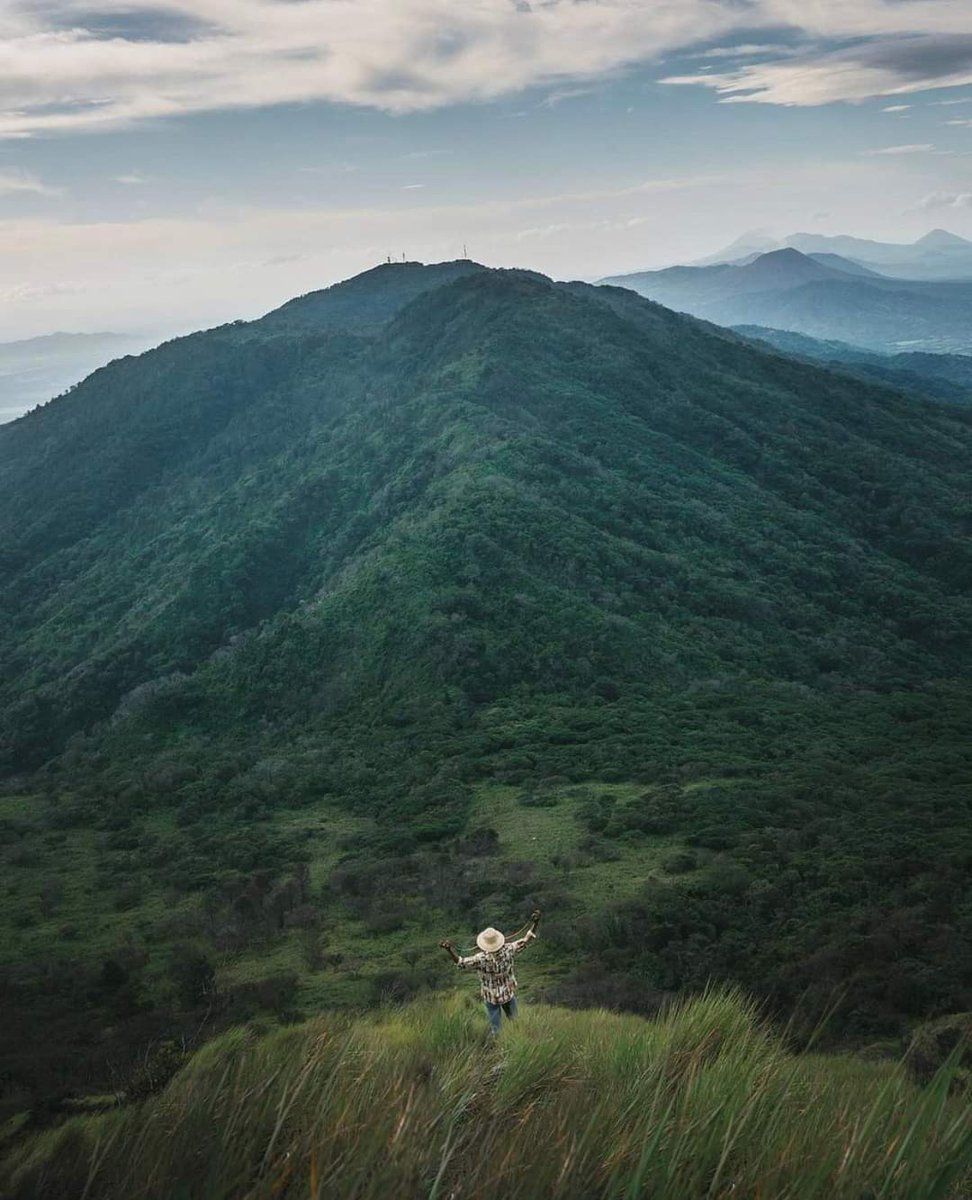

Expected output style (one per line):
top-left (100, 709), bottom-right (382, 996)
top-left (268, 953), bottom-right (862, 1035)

top-left (485, 994), bottom-right (517, 1033)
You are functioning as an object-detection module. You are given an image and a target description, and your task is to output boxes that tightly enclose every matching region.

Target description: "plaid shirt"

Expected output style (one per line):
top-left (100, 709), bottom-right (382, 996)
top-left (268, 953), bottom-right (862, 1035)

top-left (457, 930), bottom-right (537, 1005)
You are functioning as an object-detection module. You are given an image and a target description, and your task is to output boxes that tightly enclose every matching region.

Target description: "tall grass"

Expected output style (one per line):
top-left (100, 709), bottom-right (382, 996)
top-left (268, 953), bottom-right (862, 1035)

top-left (4, 989), bottom-right (972, 1199)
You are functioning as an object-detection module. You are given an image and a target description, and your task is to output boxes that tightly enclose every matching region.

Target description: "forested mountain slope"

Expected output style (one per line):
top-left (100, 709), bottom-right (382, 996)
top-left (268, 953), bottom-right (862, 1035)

top-left (3, 262), bottom-right (969, 778)
top-left (2, 263), bottom-right (972, 1111)
top-left (733, 325), bottom-right (972, 407)
top-left (0, 332), bottom-right (155, 425)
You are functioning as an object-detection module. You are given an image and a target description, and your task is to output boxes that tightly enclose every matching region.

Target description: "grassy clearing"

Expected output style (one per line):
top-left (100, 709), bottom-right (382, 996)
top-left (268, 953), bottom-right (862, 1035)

top-left (4, 989), bottom-right (970, 1200)
top-left (467, 780), bottom-right (690, 909)
top-left (0, 780), bottom-right (698, 1014)
top-left (0, 794), bottom-right (192, 969)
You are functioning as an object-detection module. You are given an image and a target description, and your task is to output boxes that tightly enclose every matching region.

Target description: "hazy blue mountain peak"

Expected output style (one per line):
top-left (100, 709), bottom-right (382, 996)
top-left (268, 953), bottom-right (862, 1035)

top-left (915, 228), bottom-right (972, 248)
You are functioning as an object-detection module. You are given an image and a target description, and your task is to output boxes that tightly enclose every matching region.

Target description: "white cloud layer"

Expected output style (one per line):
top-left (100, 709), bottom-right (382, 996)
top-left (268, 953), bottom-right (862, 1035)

top-left (2, 0), bottom-right (972, 136)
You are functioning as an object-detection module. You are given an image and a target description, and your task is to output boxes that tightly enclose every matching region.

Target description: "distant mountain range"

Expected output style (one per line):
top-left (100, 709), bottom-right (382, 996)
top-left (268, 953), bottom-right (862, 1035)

top-left (600, 246), bottom-right (972, 354)
top-left (694, 228), bottom-right (972, 281)
top-left (0, 331), bottom-right (159, 424)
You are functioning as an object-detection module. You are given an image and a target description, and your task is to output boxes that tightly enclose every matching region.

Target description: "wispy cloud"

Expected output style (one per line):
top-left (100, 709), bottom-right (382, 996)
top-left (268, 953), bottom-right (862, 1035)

top-left (2, 1), bottom-right (972, 136)
top-left (865, 143), bottom-right (935, 155)
top-left (883, 104), bottom-right (911, 113)
top-left (299, 162), bottom-right (358, 175)
top-left (664, 31), bottom-right (972, 107)
top-left (399, 149), bottom-right (452, 161)
top-left (0, 169), bottom-right (60, 196)
top-left (691, 44), bottom-right (794, 61)
top-left (915, 191), bottom-right (972, 210)
top-left (540, 85), bottom-right (600, 108)
top-left (113, 173), bottom-right (148, 185)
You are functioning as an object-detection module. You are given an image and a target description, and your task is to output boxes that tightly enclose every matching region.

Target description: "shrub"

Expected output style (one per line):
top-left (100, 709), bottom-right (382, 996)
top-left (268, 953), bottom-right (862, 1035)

top-left (907, 1012), bottom-right (972, 1088)
top-left (661, 849), bottom-right (699, 875)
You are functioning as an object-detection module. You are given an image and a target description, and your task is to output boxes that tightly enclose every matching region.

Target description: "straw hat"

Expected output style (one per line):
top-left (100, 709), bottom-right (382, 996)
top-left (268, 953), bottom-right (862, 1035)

top-left (476, 927), bottom-right (505, 953)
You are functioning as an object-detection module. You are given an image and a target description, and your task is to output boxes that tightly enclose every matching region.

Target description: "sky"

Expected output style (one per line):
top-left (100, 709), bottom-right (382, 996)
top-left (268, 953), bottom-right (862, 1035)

top-left (3, 0), bottom-right (972, 339)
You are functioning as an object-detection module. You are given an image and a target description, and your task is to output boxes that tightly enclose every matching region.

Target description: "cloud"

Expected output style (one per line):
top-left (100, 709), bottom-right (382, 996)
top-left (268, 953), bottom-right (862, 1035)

top-left (663, 31), bottom-right (972, 107)
top-left (0, 278), bottom-right (85, 302)
top-left (540, 84), bottom-right (601, 108)
top-left (400, 149), bottom-right (451, 160)
top-left (113, 173), bottom-right (147, 185)
top-left (0, 0), bottom-right (741, 136)
top-left (916, 191), bottom-right (972, 209)
top-left (883, 104), bottom-right (911, 112)
top-left (864, 143), bottom-right (935, 155)
top-left (691, 44), bottom-right (794, 61)
top-left (0, 168), bottom-right (59, 195)
top-left (2, 1), bottom-right (972, 136)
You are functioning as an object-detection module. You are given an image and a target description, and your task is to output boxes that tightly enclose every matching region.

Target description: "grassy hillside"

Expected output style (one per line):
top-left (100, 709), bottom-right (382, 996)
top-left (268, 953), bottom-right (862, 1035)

top-left (2, 262), bottom-right (972, 1115)
top-left (4, 990), bottom-right (971, 1200)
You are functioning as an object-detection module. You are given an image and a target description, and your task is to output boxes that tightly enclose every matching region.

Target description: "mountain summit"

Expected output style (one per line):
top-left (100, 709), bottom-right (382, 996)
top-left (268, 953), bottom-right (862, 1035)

top-left (914, 228), bottom-right (972, 249)
top-left (727, 246), bottom-right (838, 286)
top-left (3, 259), bottom-right (969, 779)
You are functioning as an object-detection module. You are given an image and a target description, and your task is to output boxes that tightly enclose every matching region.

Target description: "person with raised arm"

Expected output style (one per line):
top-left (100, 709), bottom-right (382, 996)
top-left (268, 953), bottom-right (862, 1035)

top-left (440, 909), bottom-right (541, 1033)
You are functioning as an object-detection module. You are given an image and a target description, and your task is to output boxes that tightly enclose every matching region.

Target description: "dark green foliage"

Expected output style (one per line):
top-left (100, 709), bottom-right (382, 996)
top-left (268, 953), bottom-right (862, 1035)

top-left (661, 849), bottom-right (698, 875)
top-left (3, 264), bottom-right (970, 783)
top-left (907, 1013), bottom-right (972, 1088)
top-left (167, 944), bottom-right (217, 1009)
